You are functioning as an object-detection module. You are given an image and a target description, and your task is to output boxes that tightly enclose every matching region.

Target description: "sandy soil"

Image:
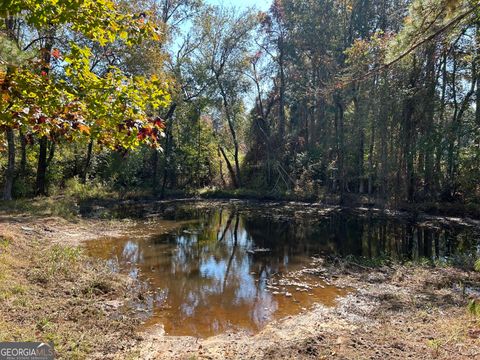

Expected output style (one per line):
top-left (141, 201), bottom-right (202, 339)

top-left (1, 208), bottom-right (479, 359)
top-left (0, 212), bottom-right (136, 245)
top-left (128, 261), bottom-right (480, 360)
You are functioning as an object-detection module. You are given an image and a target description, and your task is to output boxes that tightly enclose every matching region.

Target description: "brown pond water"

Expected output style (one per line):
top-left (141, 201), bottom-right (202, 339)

top-left (84, 202), bottom-right (478, 337)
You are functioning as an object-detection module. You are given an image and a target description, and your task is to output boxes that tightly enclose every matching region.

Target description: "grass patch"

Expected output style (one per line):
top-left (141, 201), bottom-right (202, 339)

top-left (0, 235), bottom-right (10, 248)
top-left (197, 187), bottom-right (318, 202)
top-left (0, 226), bottom-right (141, 359)
top-left (0, 197), bottom-right (79, 220)
top-left (62, 177), bottom-right (114, 201)
top-left (28, 245), bottom-right (83, 283)
top-left (328, 253), bottom-right (480, 272)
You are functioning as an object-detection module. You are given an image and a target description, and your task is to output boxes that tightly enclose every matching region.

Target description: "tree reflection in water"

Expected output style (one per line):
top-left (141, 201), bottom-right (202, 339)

top-left (85, 206), bottom-right (477, 337)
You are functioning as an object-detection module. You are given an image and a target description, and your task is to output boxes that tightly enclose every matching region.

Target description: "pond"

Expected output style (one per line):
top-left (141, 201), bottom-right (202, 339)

top-left (84, 201), bottom-right (478, 337)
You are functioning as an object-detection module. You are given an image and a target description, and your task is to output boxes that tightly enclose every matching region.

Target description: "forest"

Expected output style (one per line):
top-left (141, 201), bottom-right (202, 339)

top-left (1, 0), bottom-right (480, 359)
top-left (1, 0), bottom-right (479, 211)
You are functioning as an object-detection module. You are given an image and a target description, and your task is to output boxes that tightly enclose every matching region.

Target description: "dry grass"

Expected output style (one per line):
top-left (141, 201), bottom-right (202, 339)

top-left (0, 223), bottom-right (142, 359)
top-left (130, 261), bottom-right (480, 360)
top-left (0, 210), bottom-right (479, 359)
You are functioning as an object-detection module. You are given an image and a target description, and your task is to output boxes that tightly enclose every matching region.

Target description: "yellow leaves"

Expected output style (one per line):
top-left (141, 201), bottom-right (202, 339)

top-left (151, 32), bottom-right (161, 42)
top-left (1, 1), bottom-right (171, 151)
top-left (445, 0), bottom-right (461, 14)
top-left (93, 32), bottom-right (109, 47)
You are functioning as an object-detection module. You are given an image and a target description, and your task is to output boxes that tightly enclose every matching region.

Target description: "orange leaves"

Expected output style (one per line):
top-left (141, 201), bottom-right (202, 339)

top-left (113, 116), bottom-right (164, 148)
top-left (0, 1), bottom-right (170, 152)
top-left (136, 125), bottom-right (151, 140)
top-left (77, 123), bottom-right (90, 135)
top-left (51, 48), bottom-right (61, 59)
top-left (0, 71), bottom-right (6, 87)
top-left (152, 117), bottom-right (165, 129)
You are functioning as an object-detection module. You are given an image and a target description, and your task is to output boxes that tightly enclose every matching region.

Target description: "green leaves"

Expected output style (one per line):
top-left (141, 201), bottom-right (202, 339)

top-left (61, 43), bottom-right (171, 149)
top-left (1, 0), bottom-right (171, 150)
top-left (2, 0), bottom-right (163, 45)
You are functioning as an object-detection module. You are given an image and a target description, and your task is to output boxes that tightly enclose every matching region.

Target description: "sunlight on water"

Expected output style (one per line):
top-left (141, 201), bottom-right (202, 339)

top-left (85, 203), bottom-right (477, 337)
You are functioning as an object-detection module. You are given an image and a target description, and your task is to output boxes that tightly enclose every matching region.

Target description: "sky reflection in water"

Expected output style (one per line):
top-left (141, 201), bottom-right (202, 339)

top-left (85, 206), bottom-right (477, 337)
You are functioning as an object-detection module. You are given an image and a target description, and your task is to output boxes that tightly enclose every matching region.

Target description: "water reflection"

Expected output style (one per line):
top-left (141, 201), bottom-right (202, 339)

top-left (85, 206), bottom-right (477, 337)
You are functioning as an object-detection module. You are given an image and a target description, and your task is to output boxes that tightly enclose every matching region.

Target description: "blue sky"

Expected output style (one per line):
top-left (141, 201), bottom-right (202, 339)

top-left (205, 0), bottom-right (271, 11)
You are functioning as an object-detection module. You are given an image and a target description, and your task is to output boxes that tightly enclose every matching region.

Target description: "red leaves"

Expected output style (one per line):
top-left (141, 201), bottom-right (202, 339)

top-left (25, 133), bottom-right (34, 145)
top-left (72, 121), bottom-right (90, 134)
top-left (152, 117), bottom-right (165, 129)
top-left (51, 48), bottom-right (61, 59)
top-left (77, 124), bottom-right (90, 134)
top-left (136, 119), bottom-right (164, 145)
top-left (137, 127), bottom-right (146, 140)
top-left (137, 125), bottom-right (153, 140)
top-left (118, 117), bottom-right (164, 144)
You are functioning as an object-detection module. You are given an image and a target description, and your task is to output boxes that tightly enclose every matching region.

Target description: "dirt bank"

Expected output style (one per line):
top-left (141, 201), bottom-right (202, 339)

top-left (130, 259), bottom-right (480, 359)
top-left (0, 211), bottom-right (479, 359)
top-left (0, 214), bottom-right (142, 359)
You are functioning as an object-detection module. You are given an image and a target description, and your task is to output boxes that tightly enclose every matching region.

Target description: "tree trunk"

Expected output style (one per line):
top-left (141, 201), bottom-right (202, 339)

top-left (334, 96), bottom-right (345, 204)
top-left (19, 130), bottom-right (27, 175)
top-left (403, 98), bottom-right (415, 202)
top-left (160, 103), bottom-right (177, 199)
top-left (3, 128), bottom-right (15, 201)
top-left (368, 107), bottom-right (376, 196)
top-left (151, 148), bottom-right (158, 189)
top-left (422, 45), bottom-right (436, 199)
top-left (435, 52), bottom-right (448, 195)
top-left (475, 23), bottom-right (480, 172)
top-left (402, 58), bottom-right (418, 203)
top-left (35, 136), bottom-right (48, 196)
top-left (81, 139), bottom-right (94, 184)
top-left (160, 123), bottom-right (172, 198)
top-left (379, 72), bottom-right (389, 200)
top-left (216, 78), bottom-right (241, 188)
top-left (218, 147), bottom-right (226, 187)
top-left (35, 29), bottom-right (55, 196)
top-left (47, 140), bottom-right (55, 166)
top-left (219, 146), bottom-right (238, 188)
top-left (278, 39), bottom-right (286, 142)
top-left (353, 92), bottom-right (365, 193)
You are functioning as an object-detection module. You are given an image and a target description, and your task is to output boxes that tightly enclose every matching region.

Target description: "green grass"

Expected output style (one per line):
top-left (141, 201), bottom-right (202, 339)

top-left (475, 259), bottom-right (480, 272)
top-left (0, 197), bottom-right (79, 219)
top-left (62, 177), bottom-right (113, 200)
top-left (196, 187), bottom-right (318, 202)
top-left (337, 253), bottom-right (480, 272)
top-left (27, 245), bottom-right (83, 284)
top-left (0, 236), bottom-right (10, 249)
top-left (0, 231), bottom-right (138, 359)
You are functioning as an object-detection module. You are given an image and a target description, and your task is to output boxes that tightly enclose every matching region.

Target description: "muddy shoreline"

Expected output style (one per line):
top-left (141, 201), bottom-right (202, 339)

top-left (0, 200), bottom-right (479, 359)
top-left (78, 197), bottom-right (480, 229)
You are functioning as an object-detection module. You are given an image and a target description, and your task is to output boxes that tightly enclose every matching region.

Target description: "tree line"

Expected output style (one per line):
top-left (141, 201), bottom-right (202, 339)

top-left (1, 0), bottom-right (479, 208)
